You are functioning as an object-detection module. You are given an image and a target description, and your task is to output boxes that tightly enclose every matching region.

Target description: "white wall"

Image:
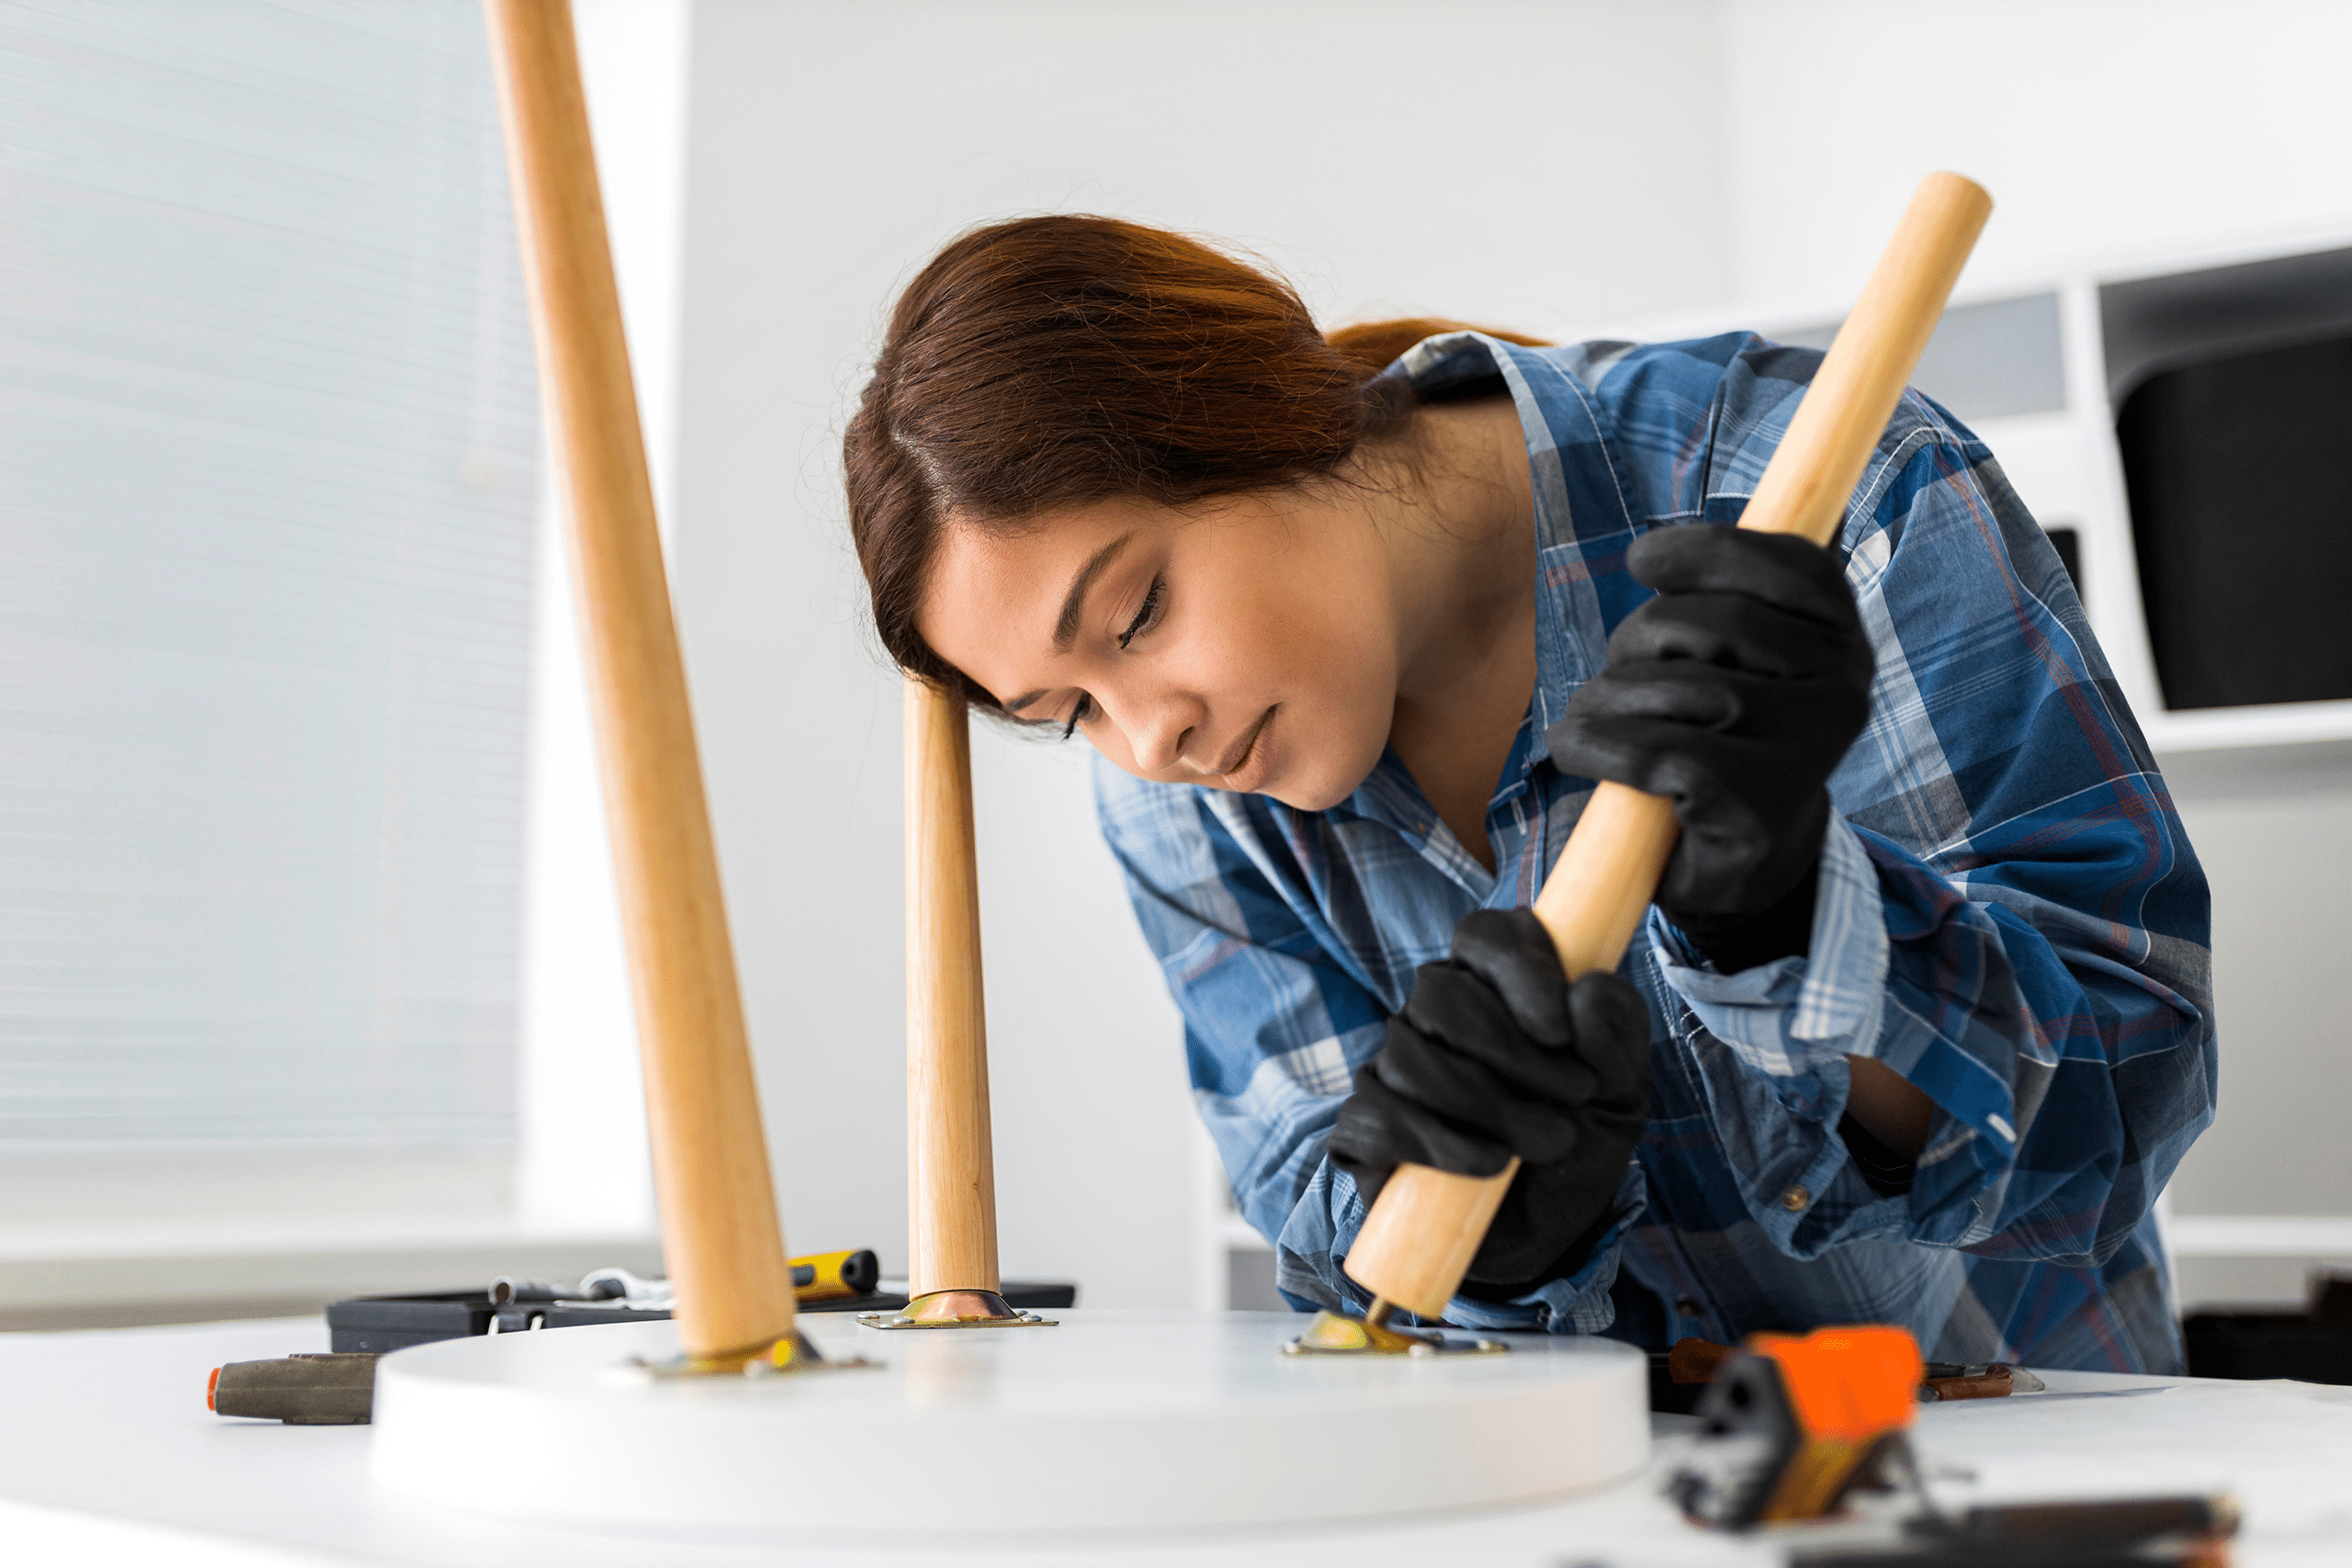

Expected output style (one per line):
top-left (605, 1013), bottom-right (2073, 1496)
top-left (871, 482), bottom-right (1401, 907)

top-left (1716, 0), bottom-right (2352, 303)
top-left (665, 0), bottom-right (1736, 1303)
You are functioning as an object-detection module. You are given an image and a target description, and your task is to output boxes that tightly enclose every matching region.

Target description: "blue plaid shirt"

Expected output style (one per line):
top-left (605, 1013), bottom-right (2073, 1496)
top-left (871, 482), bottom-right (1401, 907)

top-left (1095, 333), bottom-right (2215, 1372)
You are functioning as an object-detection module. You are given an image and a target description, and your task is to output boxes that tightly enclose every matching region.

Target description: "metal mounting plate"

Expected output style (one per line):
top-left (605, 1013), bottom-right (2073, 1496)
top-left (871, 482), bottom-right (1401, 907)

top-left (1283, 1307), bottom-right (1508, 1356)
top-left (857, 1288), bottom-right (1058, 1330)
top-left (616, 1328), bottom-right (877, 1379)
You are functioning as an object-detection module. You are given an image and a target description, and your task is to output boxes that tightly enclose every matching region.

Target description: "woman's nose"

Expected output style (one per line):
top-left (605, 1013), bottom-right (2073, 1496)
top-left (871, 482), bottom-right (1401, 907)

top-left (1116, 687), bottom-right (1202, 774)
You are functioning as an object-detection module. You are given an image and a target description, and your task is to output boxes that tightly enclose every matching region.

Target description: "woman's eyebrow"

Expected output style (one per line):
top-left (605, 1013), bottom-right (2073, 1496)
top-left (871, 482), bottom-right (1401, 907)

top-left (1053, 531), bottom-right (1135, 652)
top-left (1001, 531), bottom-right (1140, 713)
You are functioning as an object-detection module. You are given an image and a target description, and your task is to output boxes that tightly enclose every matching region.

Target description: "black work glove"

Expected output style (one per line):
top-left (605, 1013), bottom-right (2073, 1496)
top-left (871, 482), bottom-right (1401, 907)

top-left (1545, 525), bottom-right (1874, 972)
top-left (1329, 908), bottom-right (1651, 1292)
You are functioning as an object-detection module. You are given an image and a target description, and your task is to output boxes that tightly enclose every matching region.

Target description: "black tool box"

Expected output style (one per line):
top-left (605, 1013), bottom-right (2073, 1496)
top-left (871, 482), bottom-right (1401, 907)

top-left (328, 1282), bottom-right (1079, 1354)
top-left (2183, 1270), bottom-right (2352, 1385)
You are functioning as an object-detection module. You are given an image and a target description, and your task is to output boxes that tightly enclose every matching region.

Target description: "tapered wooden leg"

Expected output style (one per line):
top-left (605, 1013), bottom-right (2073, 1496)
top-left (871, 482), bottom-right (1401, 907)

top-left (902, 678), bottom-right (1000, 1297)
top-left (874, 680), bottom-right (1058, 1330)
top-left (483, 0), bottom-right (797, 1364)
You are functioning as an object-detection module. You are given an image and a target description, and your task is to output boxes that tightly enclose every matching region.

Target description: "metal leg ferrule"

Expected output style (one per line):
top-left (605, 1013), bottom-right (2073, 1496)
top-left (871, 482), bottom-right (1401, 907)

top-left (856, 1288), bottom-right (1057, 1330)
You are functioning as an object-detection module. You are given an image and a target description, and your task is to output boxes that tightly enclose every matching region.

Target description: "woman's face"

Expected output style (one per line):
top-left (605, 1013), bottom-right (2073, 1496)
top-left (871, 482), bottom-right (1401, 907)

top-left (917, 489), bottom-right (1401, 810)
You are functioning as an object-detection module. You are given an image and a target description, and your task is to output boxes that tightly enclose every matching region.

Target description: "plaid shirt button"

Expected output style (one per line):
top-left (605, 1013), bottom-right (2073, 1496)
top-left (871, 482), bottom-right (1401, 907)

top-left (1781, 1186), bottom-right (1811, 1212)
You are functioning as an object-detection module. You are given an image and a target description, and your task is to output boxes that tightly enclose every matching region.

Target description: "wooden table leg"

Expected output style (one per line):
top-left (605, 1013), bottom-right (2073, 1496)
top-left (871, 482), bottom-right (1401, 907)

top-left (483, 0), bottom-right (797, 1364)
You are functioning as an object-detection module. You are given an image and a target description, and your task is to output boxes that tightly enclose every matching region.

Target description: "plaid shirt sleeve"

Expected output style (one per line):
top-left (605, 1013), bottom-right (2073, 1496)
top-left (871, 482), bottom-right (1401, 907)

top-left (1623, 343), bottom-right (2215, 1272)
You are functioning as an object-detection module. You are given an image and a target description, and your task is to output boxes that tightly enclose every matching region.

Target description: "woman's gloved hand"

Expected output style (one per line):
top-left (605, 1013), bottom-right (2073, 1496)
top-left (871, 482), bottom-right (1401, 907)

top-left (1544, 525), bottom-right (1875, 972)
top-left (1328, 908), bottom-right (1651, 1291)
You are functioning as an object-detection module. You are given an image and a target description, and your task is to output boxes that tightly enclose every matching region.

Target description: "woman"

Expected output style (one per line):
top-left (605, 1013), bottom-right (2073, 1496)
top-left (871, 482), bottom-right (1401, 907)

top-left (845, 215), bottom-right (2214, 1371)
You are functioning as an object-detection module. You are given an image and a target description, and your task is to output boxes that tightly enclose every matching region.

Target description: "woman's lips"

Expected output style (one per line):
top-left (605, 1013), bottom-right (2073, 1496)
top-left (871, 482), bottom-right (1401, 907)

top-left (1215, 706), bottom-right (1276, 791)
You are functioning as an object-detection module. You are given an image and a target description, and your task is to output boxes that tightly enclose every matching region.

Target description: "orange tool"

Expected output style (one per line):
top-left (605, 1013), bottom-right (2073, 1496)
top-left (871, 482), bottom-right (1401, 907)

top-left (1670, 1324), bottom-right (1925, 1529)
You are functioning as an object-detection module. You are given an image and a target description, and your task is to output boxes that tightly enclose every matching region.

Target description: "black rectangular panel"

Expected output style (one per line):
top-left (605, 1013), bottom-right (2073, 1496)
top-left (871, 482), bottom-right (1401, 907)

top-left (2101, 247), bottom-right (2352, 406)
top-left (2045, 525), bottom-right (2082, 599)
top-left (2116, 333), bottom-right (2352, 710)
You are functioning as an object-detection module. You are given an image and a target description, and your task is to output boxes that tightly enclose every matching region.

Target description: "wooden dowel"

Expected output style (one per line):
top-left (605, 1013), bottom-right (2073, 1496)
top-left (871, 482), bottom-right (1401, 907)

top-left (484, 0), bottom-right (797, 1360)
top-left (1342, 172), bottom-right (1993, 1322)
top-left (903, 678), bottom-right (1001, 1296)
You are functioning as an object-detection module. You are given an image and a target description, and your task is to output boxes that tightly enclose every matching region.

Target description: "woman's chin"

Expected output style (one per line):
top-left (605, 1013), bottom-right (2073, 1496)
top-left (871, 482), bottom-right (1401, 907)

top-left (1262, 752), bottom-right (1379, 812)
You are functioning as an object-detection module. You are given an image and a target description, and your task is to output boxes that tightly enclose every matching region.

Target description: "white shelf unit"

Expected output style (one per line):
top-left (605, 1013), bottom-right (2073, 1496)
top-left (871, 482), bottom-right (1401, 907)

top-left (1731, 232), bottom-right (2352, 770)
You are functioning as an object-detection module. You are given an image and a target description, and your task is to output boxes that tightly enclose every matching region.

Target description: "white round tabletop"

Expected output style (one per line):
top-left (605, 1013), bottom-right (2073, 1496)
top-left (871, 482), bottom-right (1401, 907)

top-left (369, 1308), bottom-right (1648, 1536)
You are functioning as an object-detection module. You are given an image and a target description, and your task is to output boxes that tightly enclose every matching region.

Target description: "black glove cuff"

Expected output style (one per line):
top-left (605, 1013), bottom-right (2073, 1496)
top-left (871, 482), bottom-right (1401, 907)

top-left (1671, 857), bottom-right (1819, 974)
top-left (1455, 1206), bottom-right (1617, 1303)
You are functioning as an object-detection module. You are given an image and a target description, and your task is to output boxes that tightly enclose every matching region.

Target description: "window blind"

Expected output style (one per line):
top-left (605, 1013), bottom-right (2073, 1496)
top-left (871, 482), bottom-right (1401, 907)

top-left (0, 0), bottom-right (537, 1146)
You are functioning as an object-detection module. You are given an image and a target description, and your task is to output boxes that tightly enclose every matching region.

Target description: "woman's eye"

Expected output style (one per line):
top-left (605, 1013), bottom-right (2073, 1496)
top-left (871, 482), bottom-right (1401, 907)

top-left (1117, 574), bottom-right (1165, 650)
top-left (1059, 694), bottom-right (1094, 740)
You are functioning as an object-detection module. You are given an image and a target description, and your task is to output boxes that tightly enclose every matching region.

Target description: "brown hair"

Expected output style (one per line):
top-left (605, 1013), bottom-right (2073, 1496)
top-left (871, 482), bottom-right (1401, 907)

top-left (1325, 316), bottom-right (1551, 378)
top-left (842, 214), bottom-right (1545, 710)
